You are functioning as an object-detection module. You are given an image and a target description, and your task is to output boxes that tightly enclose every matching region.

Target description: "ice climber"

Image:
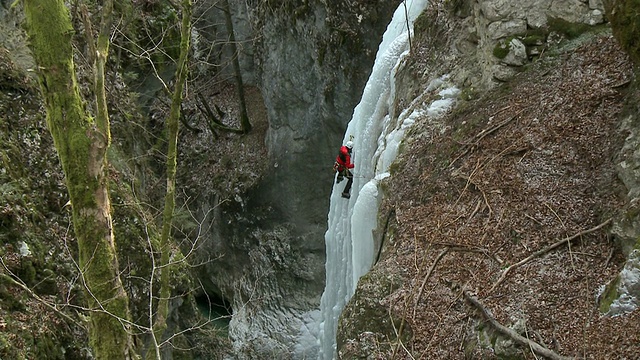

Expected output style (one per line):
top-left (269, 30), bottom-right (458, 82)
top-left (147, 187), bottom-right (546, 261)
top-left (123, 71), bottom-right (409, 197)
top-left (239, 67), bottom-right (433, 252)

top-left (334, 140), bottom-right (354, 199)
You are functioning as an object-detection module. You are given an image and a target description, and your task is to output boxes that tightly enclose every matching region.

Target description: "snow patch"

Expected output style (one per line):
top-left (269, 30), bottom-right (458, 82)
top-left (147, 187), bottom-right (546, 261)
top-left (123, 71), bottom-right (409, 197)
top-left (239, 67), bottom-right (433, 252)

top-left (18, 241), bottom-right (31, 257)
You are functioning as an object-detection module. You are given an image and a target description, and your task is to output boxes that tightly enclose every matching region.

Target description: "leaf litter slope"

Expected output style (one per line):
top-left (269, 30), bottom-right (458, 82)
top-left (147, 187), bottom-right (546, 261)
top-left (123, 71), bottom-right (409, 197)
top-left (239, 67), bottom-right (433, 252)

top-left (379, 34), bottom-right (640, 359)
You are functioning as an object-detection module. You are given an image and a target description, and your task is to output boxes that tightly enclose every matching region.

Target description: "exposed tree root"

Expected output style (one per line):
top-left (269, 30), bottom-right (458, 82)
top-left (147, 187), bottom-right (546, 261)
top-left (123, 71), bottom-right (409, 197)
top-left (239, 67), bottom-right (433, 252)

top-left (463, 290), bottom-right (574, 360)
top-left (197, 91), bottom-right (244, 134)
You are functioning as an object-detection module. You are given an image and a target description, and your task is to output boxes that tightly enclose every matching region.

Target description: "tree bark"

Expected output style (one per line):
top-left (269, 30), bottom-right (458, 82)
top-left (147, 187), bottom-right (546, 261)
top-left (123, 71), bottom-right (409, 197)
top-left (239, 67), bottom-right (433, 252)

top-left (223, 0), bottom-right (251, 133)
top-left (23, 1), bottom-right (137, 358)
top-left (151, 0), bottom-right (192, 357)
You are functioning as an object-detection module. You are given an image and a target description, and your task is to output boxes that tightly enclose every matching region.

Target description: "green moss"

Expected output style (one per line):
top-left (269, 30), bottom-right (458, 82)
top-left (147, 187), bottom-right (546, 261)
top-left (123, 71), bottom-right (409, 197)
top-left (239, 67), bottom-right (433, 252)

top-left (624, 203), bottom-right (640, 220)
top-left (413, 9), bottom-right (431, 36)
top-left (606, 0), bottom-right (640, 65)
top-left (474, 321), bottom-right (496, 348)
top-left (33, 335), bottom-right (65, 360)
top-left (444, 0), bottom-right (470, 16)
top-left (0, 333), bottom-right (23, 360)
top-left (173, 206), bottom-right (198, 234)
top-left (547, 17), bottom-right (592, 39)
top-left (460, 87), bottom-right (477, 101)
top-left (388, 159), bottom-right (403, 176)
top-left (452, 114), bottom-right (482, 142)
top-left (521, 33), bottom-right (546, 46)
top-left (598, 276), bottom-right (621, 313)
top-left (493, 41), bottom-right (510, 59)
top-left (412, 4), bottom-right (449, 52)
top-left (24, 0), bottom-right (138, 356)
top-left (337, 270), bottom-right (412, 356)
top-left (221, 154), bottom-right (234, 169)
top-left (16, 259), bottom-right (36, 286)
top-left (114, 0), bottom-right (184, 77)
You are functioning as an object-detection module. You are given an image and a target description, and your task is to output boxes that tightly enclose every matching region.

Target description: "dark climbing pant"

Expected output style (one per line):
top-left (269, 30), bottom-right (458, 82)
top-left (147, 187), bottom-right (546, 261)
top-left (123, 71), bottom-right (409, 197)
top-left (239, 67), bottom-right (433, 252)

top-left (337, 169), bottom-right (353, 195)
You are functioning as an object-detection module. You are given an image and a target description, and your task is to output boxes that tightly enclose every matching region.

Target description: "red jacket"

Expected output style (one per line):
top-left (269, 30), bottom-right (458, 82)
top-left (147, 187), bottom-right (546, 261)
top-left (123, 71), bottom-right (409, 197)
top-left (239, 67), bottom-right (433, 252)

top-left (335, 146), bottom-right (354, 171)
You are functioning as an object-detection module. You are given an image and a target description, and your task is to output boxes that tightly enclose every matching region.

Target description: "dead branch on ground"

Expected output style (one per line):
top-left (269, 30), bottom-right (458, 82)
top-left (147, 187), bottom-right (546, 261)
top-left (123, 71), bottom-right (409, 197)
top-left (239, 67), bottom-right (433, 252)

top-left (429, 242), bottom-right (502, 264)
top-left (489, 219), bottom-right (612, 293)
top-left (390, 290), bottom-right (415, 360)
top-left (196, 91), bottom-right (244, 134)
top-left (463, 290), bottom-right (573, 360)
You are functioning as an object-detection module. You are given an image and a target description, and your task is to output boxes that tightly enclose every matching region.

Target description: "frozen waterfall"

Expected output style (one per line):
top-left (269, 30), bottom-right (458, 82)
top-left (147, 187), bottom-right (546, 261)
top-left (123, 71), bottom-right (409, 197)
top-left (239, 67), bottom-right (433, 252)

top-left (318, 1), bottom-right (430, 358)
top-left (294, 0), bottom-right (460, 358)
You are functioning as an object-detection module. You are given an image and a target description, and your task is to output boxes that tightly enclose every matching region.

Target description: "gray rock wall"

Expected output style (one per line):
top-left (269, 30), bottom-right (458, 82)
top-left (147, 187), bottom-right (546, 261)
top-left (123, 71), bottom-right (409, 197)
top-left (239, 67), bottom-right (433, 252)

top-left (472, 0), bottom-right (606, 85)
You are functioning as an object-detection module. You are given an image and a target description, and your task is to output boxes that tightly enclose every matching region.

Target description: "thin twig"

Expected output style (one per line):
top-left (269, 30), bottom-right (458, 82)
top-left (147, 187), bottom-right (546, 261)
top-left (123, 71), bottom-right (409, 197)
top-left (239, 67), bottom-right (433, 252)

top-left (423, 289), bottom-right (464, 355)
top-left (604, 247), bottom-right (614, 267)
top-left (454, 159), bottom-right (481, 206)
top-left (545, 203), bottom-right (573, 270)
top-left (414, 232), bottom-right (419, 272)
top-left (427, 242), bottom-right (501, 264)
top-left (524, 319), bottom-right (541, 360)
top-left (451, 108), bottom-right (527, 166)
top-left (524, 213), bottom-right (543, 225)
top-left (0, 258), bottom-right (82, 328)
top-left (491, 105), bottom-right (513, 117)
top-left (481, 187), bottom-right (493, 220)
top-left (467, 198), bottom-right (483, 222)
top-left (390, 293), bottom-right (415, 360)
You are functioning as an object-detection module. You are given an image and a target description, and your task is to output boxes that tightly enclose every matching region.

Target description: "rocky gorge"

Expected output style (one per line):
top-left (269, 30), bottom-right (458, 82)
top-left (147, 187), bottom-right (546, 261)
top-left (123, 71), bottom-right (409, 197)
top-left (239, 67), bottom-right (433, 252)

top-left (1, 0), bottom-right (639, 359)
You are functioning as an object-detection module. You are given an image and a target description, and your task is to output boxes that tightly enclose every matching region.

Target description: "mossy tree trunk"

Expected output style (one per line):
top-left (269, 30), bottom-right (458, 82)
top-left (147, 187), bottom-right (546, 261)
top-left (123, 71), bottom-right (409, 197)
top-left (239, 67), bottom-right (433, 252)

top-left (23, 0), bottom-right (137, 359)
top-left (150, 0), bottom-right (192, 358)
top-left (223, 0), bottom-right (251, 133)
